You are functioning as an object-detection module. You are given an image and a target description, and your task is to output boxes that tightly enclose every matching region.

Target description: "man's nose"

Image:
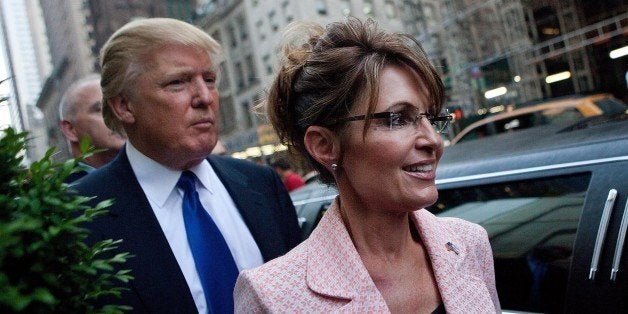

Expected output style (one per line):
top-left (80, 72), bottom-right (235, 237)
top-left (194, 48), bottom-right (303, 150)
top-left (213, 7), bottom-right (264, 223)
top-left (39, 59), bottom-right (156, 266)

top-left (192, 77), bottom-right (212, 108)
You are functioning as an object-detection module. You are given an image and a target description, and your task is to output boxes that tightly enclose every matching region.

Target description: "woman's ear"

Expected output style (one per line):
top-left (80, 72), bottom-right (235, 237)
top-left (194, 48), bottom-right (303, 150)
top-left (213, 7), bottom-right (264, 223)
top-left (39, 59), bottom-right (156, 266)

top-left (304, 126), bottom-right (339, 170)
top-left (108, 95), bottom-right (135, 124)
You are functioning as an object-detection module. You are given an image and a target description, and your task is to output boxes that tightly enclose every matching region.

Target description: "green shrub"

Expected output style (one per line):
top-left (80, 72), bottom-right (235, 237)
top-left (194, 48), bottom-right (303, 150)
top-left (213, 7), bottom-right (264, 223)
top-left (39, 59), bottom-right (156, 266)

top-left (0, 128), bottom-right (132, 313)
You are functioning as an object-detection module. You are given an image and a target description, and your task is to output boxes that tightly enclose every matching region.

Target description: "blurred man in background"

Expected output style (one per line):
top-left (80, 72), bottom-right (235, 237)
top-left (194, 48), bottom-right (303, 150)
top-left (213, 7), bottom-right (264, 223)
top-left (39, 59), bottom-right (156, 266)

top-left (59, 74), bottom-right (125, 182)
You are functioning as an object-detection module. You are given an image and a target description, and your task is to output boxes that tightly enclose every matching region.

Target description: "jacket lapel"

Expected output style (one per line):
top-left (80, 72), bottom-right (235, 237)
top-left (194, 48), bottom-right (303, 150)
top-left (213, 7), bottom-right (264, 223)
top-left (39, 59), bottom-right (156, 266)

top-left (413, 210), bottom-right (496, 313)
top-left (303, 202), bottom-right (495, 313)
top-left (305, 200), bottom-right (390, 312)
top-left (207, 156), bottom-right (285, 261)
top-left (101, 151), bottom-right (197, 311)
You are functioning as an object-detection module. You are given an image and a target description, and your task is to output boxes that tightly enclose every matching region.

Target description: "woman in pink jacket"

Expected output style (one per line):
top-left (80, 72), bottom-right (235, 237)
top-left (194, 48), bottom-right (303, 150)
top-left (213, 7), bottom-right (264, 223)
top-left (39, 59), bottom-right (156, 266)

top-left (234, 17), bottom-right (501, 313)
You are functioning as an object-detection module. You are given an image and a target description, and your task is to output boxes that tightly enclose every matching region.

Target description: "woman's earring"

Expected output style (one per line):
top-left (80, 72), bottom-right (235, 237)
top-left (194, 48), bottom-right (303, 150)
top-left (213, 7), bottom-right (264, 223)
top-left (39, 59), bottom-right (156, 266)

top-left (331, 163), bottom-right (338, 172)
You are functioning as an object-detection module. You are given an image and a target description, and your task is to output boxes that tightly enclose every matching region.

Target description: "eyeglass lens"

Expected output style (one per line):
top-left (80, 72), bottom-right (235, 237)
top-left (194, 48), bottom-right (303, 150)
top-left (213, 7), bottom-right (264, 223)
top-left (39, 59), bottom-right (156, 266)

top-left (387, 109), bottom-right (451, 134)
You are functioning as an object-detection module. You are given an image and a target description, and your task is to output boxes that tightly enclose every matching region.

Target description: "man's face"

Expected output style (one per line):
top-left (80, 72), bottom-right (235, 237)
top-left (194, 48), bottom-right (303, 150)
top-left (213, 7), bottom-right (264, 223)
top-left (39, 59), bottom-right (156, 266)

top-left (121, 44), bottom-right (220, 170)
top-left (72, 81), bottom-right (125, 152)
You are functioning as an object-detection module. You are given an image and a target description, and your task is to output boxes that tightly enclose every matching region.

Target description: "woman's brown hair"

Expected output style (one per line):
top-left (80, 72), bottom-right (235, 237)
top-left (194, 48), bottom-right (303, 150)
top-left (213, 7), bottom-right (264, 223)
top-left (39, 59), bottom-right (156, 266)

top-left (263, 17), bottom-right (444, 185)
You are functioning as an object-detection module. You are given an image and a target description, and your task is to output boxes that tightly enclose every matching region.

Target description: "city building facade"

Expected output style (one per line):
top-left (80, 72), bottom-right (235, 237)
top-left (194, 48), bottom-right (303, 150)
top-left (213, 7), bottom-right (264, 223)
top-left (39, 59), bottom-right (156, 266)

top-left (0, 0), bottom-right (50, 161)
top-left (193, 0), bottom-right (627, 161)
top-left (5, 0), bottom-right (622, 163)
top-left (194, 0), bottom-right (407, 159)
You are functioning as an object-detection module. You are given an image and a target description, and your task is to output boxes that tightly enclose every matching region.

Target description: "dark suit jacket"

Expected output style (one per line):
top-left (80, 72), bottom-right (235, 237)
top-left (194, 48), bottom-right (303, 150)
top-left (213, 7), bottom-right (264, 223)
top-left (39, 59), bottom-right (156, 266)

top-left (73, 149), bottom-right (302, 313)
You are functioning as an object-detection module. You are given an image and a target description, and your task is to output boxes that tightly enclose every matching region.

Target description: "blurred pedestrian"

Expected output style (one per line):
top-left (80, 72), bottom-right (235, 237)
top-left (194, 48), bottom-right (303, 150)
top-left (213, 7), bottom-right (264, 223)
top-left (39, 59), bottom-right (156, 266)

top-left (271, 157), bottom-right (305, 191)
top-left (235, 18), bottom-right (500, 313)
top-left (73, 17), bottom-right (301, 313)
top-left (59, 74), bottom-right (125, 182)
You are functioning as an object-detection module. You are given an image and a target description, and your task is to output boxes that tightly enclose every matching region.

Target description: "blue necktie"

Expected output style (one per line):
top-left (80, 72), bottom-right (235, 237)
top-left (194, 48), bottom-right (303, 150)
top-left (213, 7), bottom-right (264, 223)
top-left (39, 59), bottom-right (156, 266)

top-left (177, 171), bottom-right (239, 314)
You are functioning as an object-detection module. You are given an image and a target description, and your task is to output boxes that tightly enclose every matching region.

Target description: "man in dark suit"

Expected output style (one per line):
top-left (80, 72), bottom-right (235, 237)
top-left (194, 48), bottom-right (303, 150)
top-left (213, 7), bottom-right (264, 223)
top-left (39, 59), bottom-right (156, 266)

top-left (73, 18), bottom-right (302, 313)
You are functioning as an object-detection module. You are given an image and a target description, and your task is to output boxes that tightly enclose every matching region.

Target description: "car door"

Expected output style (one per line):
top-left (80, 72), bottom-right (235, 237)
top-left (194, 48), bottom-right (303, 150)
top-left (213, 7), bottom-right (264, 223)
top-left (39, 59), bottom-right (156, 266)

top-left (564, 158), bottom-right (628, 313)
top-left (432, 157), bottom-right (628, 313)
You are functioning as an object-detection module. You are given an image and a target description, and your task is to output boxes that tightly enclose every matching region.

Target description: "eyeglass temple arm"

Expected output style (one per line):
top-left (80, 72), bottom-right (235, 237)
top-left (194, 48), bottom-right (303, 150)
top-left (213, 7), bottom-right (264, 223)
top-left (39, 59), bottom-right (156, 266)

top-left (430, 114), bottom-right (453, 122)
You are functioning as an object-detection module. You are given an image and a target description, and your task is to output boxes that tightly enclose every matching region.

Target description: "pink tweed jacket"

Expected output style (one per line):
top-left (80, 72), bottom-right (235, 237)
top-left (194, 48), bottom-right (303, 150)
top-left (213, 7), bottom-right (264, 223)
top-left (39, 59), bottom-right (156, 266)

top-left (234, 199), bottom-right (501, 313)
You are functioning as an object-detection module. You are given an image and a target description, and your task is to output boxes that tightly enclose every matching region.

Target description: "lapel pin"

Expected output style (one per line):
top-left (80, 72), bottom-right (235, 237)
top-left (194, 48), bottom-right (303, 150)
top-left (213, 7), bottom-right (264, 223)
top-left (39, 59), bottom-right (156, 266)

top-left (446, 242), bottom-right (460, 255)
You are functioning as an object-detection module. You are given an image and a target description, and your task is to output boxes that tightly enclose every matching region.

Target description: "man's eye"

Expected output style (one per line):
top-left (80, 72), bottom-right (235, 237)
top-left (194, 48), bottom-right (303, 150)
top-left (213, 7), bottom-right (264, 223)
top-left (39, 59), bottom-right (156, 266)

top-left (169, 79), bottom-right (184, 85)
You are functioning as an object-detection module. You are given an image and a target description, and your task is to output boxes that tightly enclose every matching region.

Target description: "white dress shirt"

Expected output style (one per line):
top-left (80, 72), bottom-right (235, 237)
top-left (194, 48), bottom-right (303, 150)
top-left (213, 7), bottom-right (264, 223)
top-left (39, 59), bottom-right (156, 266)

top-left (125, 142), bottom-right (264, 313)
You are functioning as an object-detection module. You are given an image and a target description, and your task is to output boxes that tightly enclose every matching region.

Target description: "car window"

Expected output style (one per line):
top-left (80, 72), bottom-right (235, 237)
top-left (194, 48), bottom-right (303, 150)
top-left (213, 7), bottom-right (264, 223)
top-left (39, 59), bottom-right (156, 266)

top-left (543, 108), bottom-right (583, 124)
top-left (457, 108), bottom-right (585, 144)
top-left (595, 98), bottom-right (628, 116)
top-left (453, 95), bottom-right (628, 145)
top-left (430, 173), bottom-right (591, 313)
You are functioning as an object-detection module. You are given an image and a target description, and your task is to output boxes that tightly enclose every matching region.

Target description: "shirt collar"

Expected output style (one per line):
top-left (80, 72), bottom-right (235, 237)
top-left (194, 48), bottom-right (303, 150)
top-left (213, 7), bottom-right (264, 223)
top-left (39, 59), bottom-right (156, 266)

top-left (125, 142), bottom-right (214, 207)
top-left (78, 161), bottom-right (96, 173)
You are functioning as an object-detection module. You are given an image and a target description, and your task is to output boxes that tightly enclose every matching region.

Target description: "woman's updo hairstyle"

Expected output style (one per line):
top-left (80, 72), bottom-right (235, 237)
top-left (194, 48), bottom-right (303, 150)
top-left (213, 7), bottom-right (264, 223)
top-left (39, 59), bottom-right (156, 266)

top-left (263, 17), bottom-right (444, 185)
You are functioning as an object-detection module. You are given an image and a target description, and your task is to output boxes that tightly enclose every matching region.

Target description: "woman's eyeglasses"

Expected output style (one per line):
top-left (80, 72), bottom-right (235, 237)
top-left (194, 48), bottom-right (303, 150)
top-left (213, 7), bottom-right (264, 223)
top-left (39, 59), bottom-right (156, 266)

top-left (332, 108), bottom-right (453, 134)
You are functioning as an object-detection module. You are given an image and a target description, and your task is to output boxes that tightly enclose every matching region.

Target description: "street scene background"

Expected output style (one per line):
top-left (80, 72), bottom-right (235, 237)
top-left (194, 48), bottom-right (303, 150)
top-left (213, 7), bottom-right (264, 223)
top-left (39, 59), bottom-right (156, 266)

top-left (0, 0), bottom-right (625, 169)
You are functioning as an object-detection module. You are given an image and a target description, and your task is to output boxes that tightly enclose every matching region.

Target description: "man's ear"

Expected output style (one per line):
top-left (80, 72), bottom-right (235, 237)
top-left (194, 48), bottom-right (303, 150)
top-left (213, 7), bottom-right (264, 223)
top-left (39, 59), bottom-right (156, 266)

top-left (108, 95), bottom-right (135, 124)
top-left (59, 120), bottom-right (79, 142)
top-left (304, 126), bottom-right (339, 171)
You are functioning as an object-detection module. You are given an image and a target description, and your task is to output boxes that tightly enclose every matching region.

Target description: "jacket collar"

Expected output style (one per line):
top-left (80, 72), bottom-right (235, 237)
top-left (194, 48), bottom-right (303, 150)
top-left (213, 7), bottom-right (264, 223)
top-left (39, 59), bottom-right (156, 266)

top-left (305, 200), bottom-right (496, 312)
top-left (207, 155), bottom-right (286, 262)
top-left (413, 210), bottom-right (497, 313)
top-left (305, 199), bottom-right (389, 311)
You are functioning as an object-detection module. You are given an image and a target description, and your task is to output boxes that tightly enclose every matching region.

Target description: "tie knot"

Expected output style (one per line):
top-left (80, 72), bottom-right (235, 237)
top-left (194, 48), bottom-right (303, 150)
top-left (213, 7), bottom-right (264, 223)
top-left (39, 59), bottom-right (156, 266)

top-left (177, 170), bottom-right (198, 193)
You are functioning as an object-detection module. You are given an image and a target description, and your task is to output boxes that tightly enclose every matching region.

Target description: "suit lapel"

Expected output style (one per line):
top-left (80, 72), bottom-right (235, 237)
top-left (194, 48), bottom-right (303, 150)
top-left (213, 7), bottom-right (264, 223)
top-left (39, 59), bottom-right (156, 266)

top-left (207, 156), bottom-right (285, 261)
top-left (413, 210), bottom-right (496, 313)
top-left (105, 152), bottom-right (197, 311)
top-left (305, 200), bottom-right (389, 312)
top-left (303, 203), bottom-right (495, 312)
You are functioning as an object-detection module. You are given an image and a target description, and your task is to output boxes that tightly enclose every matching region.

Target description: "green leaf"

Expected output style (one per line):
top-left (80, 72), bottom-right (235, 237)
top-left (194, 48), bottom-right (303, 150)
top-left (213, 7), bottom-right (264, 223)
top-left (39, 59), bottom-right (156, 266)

top-left (32, 287), bottom-right (56, 304)
top-left (0, 127), bottom-right (133, 312)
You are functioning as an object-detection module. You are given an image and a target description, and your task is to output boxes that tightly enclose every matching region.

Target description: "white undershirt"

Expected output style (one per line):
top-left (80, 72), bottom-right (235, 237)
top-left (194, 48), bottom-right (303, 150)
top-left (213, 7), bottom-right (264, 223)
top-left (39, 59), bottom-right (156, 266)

top-left (125, 143), bottom-right (264, 313)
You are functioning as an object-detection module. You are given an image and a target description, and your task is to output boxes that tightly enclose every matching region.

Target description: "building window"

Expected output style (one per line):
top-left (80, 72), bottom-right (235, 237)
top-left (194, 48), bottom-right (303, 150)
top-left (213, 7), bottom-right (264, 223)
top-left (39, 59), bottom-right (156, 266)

top-left (241, 100), bottom-right (254, 128)
top-left (281, 1), bottom-right (294, 23)
top-left (227, 23), bottom-right (237, 48)
top-left (263, 54), bottom-right (273, 75)
top-left (340, 0), bottom-right (351, 16)
top-left (255, 19), bottom-right (266, 41)
top-left (245, 54), bottom-right (258, 84)
top-left (219, 96), bottom-right (236, 132)
top-left (212, 30), bottom-right (221, 43)
top-left (235, 62), bottom-right (245, 90)
top-left (316, 0), bottom-right (328, 15)
top-left (384, 0), bottom-right (396, 18)
top-left (237, 14), bottom-right (248, 41)
top-left (363, 0), bottom-right (374, 16)
top-left (219, 63), bottom-right (230, 91)
top-left (268, 10), bottom-right (279, 32)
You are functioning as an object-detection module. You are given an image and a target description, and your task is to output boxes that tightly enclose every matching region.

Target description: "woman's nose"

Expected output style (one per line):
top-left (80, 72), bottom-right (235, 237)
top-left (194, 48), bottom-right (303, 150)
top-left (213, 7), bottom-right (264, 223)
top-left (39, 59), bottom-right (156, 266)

top-left (415, 118), bottom-right (443, 150)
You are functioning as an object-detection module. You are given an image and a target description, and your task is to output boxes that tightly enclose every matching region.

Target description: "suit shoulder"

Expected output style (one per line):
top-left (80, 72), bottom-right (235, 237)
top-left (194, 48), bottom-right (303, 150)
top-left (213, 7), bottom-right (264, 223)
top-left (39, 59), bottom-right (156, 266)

top-left (439, 216), bottom-right (486, 235)
top-left (417, 210), bottom-right (488, 244)
top-left (71, 162), bottom-right (126, 199)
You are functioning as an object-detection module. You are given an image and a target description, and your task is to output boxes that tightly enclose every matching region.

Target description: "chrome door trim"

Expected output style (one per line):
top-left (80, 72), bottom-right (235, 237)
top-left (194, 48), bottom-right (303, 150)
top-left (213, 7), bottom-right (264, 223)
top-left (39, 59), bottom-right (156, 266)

top-left (611, 199), bottom-right (628, 281)
top-left (589, 189), bottom-right (618, 280)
